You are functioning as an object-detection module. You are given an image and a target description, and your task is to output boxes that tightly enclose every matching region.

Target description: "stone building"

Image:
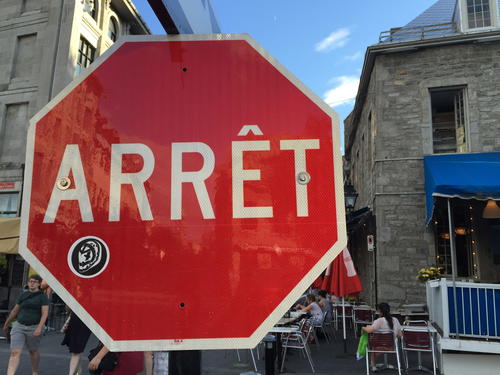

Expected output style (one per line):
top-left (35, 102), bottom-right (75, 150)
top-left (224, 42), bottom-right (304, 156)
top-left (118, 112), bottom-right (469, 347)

top-left (0, 0), bottom-right (149, 308)
top-left (345, 0), bottom-right (500, 307)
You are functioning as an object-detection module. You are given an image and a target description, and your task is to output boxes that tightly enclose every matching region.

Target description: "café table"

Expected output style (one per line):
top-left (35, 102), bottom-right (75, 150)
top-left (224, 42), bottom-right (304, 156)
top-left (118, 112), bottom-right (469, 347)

top-left (276, 311), bottom-right (305, 326)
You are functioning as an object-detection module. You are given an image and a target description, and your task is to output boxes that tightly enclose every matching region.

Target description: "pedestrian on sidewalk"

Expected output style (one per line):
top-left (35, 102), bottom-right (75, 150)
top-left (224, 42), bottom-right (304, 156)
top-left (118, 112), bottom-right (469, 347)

top-left (2, 274), bottom-right (49, 375)
top-left (88, 344), bottom-right (144, 375)
top-left (61, 309), bottom-right (92, 375)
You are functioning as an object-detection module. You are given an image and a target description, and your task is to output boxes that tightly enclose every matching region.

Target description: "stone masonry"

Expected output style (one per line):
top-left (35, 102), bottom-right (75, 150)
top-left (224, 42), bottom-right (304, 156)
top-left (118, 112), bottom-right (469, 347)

top-left (346, 40), bottom-right (500, 306)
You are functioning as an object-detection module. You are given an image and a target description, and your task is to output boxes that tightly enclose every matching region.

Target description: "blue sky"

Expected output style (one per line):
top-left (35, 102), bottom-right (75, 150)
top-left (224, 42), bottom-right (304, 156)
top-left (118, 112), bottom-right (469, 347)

top-left (133, 0), bottom-right (437, 146)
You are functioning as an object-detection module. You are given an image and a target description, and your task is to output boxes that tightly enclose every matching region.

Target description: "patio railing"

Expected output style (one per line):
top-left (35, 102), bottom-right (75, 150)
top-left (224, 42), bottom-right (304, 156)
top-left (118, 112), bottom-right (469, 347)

top-left (379, 22), bottom-right (456, 44)
top-left (427, 278), bottom-right (500, 339)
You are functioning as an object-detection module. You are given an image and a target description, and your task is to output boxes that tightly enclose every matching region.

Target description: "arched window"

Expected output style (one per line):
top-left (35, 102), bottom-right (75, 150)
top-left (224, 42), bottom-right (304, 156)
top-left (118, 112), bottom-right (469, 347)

top-left (108, 17), bottom-right (118, 42)
top-left (83, 0), bottom-right (98, 20)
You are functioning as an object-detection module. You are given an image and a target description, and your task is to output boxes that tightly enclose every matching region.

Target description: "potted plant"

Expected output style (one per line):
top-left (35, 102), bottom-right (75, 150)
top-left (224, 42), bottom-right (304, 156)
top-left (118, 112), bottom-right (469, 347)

top-left (416, 266), bottom-right (442, 283)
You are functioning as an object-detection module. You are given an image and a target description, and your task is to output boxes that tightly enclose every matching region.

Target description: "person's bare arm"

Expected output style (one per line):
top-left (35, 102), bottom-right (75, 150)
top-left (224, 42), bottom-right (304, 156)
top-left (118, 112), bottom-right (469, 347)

top-left (34, 305), bottom-right (49, 336)
top-left (362, 324), bottom-right (375, 333)
top-left (89, 346), bottom-right (110, 371)
top-left (301, 304), bottom-right (312, 313)
top-left (362, 318), bottom-right (381, 334)
top-left (2, 304), bottom-right (20, 332)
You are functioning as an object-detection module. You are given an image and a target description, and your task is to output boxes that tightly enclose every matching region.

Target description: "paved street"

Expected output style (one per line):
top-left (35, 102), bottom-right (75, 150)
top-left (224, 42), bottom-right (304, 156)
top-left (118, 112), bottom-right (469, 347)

top-left (1, 329), bottom-right (437, 374)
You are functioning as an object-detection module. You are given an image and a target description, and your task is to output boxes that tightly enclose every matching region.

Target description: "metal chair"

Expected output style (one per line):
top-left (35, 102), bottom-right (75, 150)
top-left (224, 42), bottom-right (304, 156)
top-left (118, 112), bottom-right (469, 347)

top-left (322, 308), bottom-right (337, 340)
top-left (281, 320), bottom-right (315, 373)
top-left (309, 310), bottom-right (332, 344)
top-left (403, 319), bottom-right (428, 327)
top-left (365, 331), bottom-right (402, 375)
top-left (353, 306), bottom-right (373, 338)
top-left (401, 324), bottom-right (437, 375)
top-left (234, 348), bottom-right (258, 372)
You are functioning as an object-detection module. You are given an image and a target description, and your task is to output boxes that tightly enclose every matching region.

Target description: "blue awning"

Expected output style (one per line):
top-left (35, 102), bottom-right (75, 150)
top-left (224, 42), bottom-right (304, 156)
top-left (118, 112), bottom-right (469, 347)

top-left (424, 153), bottom-right (500, 224)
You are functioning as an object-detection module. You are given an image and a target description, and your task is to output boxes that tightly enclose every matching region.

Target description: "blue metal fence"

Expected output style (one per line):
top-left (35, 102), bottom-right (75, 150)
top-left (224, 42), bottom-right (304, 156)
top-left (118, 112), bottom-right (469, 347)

top-left (427, 279), bottom-right (500, 339)
top-left (448, 286), bottom-right (500, 338)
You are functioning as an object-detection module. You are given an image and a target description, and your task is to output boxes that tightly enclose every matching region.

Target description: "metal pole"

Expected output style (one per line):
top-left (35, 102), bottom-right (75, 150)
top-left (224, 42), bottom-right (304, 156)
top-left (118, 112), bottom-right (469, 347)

top-left (264, 334), bottom-right (276, 375)
top-left (447, 198), bottom-right (460, 338)
top-left (342, 297), bottom-right (347, 353)
top-left (168, 350), bottom-right (201, 375)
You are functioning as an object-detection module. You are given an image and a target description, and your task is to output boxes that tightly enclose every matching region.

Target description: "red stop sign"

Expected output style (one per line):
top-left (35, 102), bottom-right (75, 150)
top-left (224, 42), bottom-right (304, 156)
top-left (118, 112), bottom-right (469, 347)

top-left (20, 35), bottom-right (346, 351)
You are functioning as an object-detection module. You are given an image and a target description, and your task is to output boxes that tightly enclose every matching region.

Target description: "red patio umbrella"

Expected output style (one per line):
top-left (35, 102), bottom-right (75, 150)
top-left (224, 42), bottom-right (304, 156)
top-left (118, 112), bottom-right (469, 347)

top-left (331, 247), bottom-right (362, 297)
top-left (321, 247), bottom-right (362, 296)
top-left (312, 273), bottom-right (324, 289)
top-left (322, 248), bottom-right (362, 350)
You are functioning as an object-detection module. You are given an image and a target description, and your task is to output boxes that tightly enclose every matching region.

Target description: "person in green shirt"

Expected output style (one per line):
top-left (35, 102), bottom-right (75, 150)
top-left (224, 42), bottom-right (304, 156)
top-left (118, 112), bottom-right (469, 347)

top-left (2, 274), bottom-right (49, 375)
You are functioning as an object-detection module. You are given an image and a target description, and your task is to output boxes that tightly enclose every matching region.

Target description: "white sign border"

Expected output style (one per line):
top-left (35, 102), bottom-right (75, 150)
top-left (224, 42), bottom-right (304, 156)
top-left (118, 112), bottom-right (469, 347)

top-left (20, 33), bottom-right (347, 351)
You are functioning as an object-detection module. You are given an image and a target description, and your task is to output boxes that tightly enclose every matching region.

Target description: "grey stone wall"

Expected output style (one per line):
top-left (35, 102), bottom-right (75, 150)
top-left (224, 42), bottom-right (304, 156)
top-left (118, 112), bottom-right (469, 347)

top-left (346, 40), bottom-right (500, 306)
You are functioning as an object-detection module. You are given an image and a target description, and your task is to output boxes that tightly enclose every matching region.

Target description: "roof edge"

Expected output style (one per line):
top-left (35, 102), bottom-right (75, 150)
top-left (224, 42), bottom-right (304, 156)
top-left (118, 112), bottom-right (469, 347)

top-left (345, 29), bottom-right (500, 156)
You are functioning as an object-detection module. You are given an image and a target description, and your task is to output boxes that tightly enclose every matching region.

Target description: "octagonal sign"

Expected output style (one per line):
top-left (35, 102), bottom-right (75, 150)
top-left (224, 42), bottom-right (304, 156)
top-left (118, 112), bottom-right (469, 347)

top-left (20, 34), bottom-right (346, 351)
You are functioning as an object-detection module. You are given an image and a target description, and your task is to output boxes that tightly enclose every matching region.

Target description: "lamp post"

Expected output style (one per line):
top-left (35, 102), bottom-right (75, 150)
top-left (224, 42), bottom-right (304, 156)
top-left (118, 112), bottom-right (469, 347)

top-left (344, 183), bottom-right (358, 214)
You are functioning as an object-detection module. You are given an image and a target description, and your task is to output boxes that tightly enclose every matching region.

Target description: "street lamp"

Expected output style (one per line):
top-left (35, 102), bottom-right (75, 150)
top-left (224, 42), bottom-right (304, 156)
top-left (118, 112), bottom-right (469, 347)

top-left (344, 183), bottom-right (358, 213)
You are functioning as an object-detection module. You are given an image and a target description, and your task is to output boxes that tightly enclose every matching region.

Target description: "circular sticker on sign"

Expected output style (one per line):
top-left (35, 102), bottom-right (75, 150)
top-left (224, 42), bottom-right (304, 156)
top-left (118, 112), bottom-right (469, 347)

top-left (68, 236), bottom-right (109, 278)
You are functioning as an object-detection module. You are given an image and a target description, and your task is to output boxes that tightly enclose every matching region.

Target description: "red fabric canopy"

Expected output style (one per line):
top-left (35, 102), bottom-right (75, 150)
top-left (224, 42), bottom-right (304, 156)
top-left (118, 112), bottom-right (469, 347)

top-left (321, 248), bottom-right (362, 297)
top-left (312, 274), bottom-right (324, 289)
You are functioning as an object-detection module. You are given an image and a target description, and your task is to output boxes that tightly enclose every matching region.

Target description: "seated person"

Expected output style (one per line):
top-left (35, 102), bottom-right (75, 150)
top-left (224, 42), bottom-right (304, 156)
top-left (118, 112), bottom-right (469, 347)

top-left (317, 290), bottom-right (333, 319)
top-left (295, 294), bottom-right (323, 325)
top-left (362, 302), bottom-right (402, 372)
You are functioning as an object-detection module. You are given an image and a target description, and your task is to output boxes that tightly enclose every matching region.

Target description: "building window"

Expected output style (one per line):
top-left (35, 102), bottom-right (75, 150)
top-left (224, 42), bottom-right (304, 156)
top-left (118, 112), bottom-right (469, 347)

top-left (76, 37), bottom-right (96, 75)
top-left (430, 87), bottom-right (467, 154)
top-left (83, 0), bottom-right (98, 20)
top-left (2, 103), bottom-right (29, 163)
top-left (11, 34), bottom-right (36, 80)
top-left (467, 0), bottom-right (491, 28)
top-left (108, 17), bottom-right (118, 42)
top-left (433, 199), bottom-right (473, 278)
top-left (0, 193), bottom-right (19, 217)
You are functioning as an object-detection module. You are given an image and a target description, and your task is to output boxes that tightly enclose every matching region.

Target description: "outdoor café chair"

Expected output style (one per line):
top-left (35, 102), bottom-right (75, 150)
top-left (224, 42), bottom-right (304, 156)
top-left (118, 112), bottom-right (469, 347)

top-left (403, 319), bottom-right (428, 327)
top-left (281, 319), bottom-right (315, 373)
top-left (401, 324), bottom-right (437, 375)
top-left (365, 331), bottom-right (402, 375)
top-left (308, 311), bottom-right (332, 345)
top-left (353, 306), bottom-right (373, 338)
top-left (234, 348), bottom-right (258, 372)
top-left (322, 309), bottom-right (337, 340)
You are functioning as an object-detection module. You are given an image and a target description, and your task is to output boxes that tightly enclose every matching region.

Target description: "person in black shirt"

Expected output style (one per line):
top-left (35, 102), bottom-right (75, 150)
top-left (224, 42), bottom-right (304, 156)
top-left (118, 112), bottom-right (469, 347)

top-left (2, 274), bottom-right (49, 375)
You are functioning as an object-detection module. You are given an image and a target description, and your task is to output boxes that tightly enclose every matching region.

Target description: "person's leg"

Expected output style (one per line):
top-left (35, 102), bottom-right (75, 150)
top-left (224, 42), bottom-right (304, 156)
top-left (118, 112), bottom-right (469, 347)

top-left (144, 351), bottom-right (153, 375)
top-left (6, 349), bottom-right (22, 375)
top-left (68, 353), bottom-right (82, 375)
top-left (25, 328), bottom-right (42, 375)
top-left (28, 350), bottom-right (40, 375)
top-left (7, 323), bottom-right (26, 375)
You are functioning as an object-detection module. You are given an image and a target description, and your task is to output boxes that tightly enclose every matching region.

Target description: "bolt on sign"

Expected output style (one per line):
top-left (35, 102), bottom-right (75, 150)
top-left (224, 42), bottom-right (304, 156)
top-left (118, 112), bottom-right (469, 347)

top-left (20, 34), bottom-right (347, 351)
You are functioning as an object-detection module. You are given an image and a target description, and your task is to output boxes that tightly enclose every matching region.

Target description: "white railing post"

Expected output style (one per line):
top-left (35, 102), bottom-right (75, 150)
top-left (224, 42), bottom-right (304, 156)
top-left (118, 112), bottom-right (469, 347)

top-left (441, 278), bottom-right (450, 338)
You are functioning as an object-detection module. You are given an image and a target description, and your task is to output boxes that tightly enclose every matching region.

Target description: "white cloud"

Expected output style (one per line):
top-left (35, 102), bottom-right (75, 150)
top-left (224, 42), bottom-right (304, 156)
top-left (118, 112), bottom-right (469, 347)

top-left (344, 51), bottom-right (362, 61)
top-left (323, 76), bottom-right (360, 108)
top-left (315, 28), bottom-right (350, 52)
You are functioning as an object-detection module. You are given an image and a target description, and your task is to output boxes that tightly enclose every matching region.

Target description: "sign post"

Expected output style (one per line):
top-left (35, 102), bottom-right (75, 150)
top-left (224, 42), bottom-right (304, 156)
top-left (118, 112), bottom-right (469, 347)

top-left (21, 34), bottom-right (346, 352)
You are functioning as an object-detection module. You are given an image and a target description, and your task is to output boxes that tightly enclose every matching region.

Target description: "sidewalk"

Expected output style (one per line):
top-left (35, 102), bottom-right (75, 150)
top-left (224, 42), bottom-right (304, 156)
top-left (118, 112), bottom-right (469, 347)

top-left (0, 330), bottom-right (433, 374)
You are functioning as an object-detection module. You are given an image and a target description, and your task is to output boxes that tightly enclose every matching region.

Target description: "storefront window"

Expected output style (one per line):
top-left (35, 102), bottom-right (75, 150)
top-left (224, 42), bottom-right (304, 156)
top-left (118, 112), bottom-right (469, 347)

top-left (0, 193), bottom-right (19, 217)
